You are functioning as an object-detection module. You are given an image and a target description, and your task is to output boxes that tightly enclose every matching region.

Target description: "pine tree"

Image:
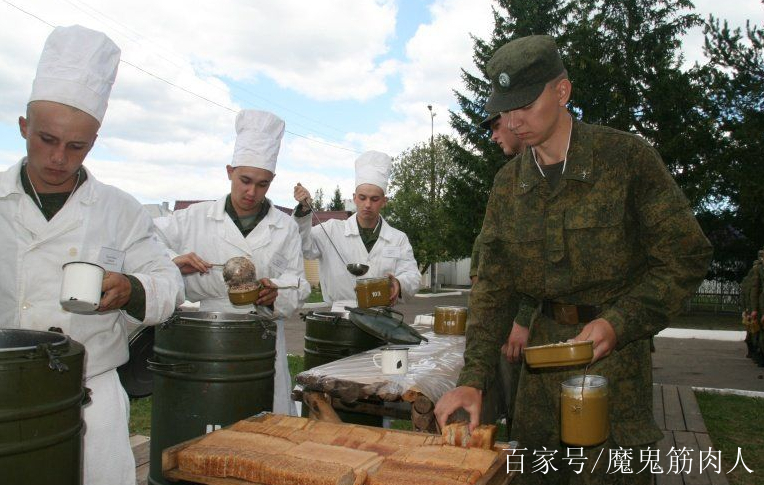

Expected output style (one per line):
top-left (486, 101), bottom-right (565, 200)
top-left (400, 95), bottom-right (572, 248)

top-left (328, 186), bottom-right (344, 211)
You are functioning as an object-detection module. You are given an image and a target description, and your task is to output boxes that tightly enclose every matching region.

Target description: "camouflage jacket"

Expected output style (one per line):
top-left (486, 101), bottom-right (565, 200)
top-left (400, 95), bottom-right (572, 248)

top-left (459, 120), bottom-right (713, 391)
top-left (753, 261), bottom-right (764, 314)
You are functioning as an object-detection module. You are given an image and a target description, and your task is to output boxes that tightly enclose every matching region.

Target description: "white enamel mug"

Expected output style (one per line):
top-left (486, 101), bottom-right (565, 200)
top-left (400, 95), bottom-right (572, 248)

top-left (60, 262), bottom-right (105, 312)
top-left (372, 346), bottom-right (409, 375)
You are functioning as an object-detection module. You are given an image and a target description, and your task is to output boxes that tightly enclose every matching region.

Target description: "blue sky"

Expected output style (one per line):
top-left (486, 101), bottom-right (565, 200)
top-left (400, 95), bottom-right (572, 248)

top-left (0, 0), bottom-right (760, 207)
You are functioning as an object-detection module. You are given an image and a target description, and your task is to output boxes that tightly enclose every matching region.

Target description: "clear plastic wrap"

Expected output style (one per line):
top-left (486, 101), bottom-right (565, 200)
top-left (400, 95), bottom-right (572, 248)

top-left (295, 317), bottom-right (464, 404)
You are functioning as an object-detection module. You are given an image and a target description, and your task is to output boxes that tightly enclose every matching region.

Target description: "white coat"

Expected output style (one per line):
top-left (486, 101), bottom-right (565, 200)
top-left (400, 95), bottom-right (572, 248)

top-left (0, 159), bottom-right (184, 485)
top-left (295, 212), bottom-right (420, 305)
top-left (0, 159), bottom-right (184, 376)
top-left (153, 197), bottom-right (310, 415)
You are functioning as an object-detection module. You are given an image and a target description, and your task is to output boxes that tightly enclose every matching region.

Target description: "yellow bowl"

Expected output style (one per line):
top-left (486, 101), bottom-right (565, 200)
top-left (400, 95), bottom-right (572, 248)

top-left (524, 340), bottom-right (593, 368)
top-left (228, 287), bottom-right (260, 305)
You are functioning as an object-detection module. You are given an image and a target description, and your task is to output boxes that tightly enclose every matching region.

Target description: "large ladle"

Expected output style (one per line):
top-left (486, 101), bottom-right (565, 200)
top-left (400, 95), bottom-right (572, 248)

top-left (298, 188), bottom-right (369, 277)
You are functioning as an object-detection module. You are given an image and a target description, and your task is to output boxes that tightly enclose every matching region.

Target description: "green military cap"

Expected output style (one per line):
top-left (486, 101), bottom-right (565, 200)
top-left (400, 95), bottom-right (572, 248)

top-left (485, 35), bottom-right (565, 113)
top-left (479, 112), bottom-right (500, 130)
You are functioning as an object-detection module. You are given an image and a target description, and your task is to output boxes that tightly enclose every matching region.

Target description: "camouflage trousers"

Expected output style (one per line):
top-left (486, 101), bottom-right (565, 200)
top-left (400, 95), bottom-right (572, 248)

top-left (509, 314), bottom-right (660, 484)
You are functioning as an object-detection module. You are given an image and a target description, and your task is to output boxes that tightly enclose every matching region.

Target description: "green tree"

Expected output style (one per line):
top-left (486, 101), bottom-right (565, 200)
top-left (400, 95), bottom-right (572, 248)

top-left (384, 135), bottom-right (461, 273)
top-left (696, 13), bottom-right (764, 279)
top-left (312, 188), bottom-right (325, 211)
top-left (444, 0), bottom-right (568, 258)
top-left (328, 186), bottom-right (344, 211)
top-left (446, 0), bottom-right (716, 262)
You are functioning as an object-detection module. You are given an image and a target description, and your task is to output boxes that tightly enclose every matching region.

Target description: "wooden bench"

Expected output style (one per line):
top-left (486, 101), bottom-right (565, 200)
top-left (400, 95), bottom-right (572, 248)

top-left (653, 384), bottom-right (728, 485)
top-left (131, 435), bottom-right (150, 485)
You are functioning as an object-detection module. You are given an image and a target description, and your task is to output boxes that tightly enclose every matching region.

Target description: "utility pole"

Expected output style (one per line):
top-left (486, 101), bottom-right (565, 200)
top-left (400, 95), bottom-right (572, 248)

top-left (427, 104), bottom-right (437, 293)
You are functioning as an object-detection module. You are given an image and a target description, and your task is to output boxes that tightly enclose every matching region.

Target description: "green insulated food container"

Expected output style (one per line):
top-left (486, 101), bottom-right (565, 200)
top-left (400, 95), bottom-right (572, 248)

top-left (148, 312), bottom-right (276, 485)
top-left (0, 329), bottom-right (87, 485)
top-left (302, 311), bottom-right (385, 370)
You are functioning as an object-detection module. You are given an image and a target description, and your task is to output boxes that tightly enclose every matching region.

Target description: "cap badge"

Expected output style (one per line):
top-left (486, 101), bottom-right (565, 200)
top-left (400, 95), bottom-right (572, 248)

top-left (498, 72), bottom-right (510, 88)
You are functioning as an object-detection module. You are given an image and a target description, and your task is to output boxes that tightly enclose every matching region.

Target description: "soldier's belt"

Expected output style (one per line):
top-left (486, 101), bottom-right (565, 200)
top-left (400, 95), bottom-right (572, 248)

top-left (541, 300), bottom-right (601, 325)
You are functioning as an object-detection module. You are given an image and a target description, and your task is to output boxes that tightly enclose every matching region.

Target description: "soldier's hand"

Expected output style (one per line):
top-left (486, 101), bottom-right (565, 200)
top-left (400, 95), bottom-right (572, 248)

top-left (434, 386), bottom-right (483, 433)
top-left (173, 252), bottom-right (212, 275)
top-left (572, 318), bottom-right (617, 363)
top-left (257, 278), bottom-right (278, 306)
top-left (387, 274), bottom-right (400, 306)
top-left (504, 322), bottom-right (529, 363)
top-left (98, 272), bottom-right (132, 312)
top-left (294, 183), bottom-right (312, 210)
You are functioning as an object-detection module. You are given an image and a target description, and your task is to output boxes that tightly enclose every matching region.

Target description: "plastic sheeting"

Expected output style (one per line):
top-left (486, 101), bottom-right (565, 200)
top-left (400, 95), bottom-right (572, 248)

top-left (295, 318), bottom-right (465, 404)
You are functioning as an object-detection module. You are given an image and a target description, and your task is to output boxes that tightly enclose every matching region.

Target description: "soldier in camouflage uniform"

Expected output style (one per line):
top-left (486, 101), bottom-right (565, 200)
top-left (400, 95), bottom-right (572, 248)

top-left (435, 35), bottom-right (712, 484)
top-left (740, 266), bottom-right (756, 358)
top-left (752, 251), bottom-right (764, 363)
top-left (472, 112), bottom-right (524, 429)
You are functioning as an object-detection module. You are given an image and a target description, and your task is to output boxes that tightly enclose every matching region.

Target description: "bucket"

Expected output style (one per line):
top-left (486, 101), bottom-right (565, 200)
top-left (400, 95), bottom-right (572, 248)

top-left (302, 311), bottom-right (384, 426)
top-left (60, 261), bottom-right (104, 312)
top-left (433, 306), bottom-right (468, 335)
top-left (147, 312), bottom-right (277, 485)
top-left (0, 329), bottom-right (87, 485)
top-left (355, 277), bottom-right (390, 308)
top-left (560, 375), bottom-right (609, 446)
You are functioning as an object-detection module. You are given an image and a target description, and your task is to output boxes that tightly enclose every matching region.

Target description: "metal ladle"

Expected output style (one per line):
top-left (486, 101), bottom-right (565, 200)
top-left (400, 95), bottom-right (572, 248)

top-left (299, 188), bottom-right (369, 277)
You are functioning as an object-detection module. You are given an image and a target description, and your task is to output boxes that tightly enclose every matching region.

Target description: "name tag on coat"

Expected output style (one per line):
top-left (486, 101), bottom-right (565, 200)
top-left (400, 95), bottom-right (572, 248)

top-left (98, 247), bottom-right (125, 272)
top-left (382, 247), bottom-right (401, 258)
top-left (270, 253), bottom-right (288, 273)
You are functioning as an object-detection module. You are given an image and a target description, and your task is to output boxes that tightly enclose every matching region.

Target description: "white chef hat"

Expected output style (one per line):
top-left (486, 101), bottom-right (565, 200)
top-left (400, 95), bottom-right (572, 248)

top-left (354, 150), bottom-right (392, 193)
top-left (231, 110), bottom-right (285, 173)
top-left (29, 25), bottom-right (121, 125)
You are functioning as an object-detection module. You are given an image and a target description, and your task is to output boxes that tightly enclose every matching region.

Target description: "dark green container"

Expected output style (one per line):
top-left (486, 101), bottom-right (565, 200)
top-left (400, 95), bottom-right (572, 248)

top-left (303, 311), bottom-right (385, 370)
top-left (147, 312), bottom-right (276, 485)
top-left (302, 311), bottom-right (384, 426)
top-left (0, 329), bottom-right (86, 485)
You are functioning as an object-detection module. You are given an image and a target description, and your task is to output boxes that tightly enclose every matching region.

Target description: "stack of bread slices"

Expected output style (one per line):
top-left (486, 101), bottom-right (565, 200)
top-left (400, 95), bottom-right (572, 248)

top-left (174, 415), bottom-right (501, 485)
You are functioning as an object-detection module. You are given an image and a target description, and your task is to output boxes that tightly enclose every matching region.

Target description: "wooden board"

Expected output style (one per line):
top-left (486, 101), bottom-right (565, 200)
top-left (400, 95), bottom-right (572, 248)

top-left (162, 413), bottom-right (516, 485)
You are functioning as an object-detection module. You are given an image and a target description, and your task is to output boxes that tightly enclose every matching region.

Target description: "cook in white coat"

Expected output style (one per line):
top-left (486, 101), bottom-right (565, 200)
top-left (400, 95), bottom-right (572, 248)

top-left (292, 151), bottom-right (420, 307)
top-left (154, 109), bottom-right (310, 416)
top-left (0, 25), bottom-right (184, 485)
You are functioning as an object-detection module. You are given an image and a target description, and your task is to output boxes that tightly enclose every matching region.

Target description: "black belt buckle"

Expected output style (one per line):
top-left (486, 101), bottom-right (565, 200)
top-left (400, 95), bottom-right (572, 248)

top-left (542, 300), bottom-right (600, 325)
top-left (552, 303), bottom-right (580, 325)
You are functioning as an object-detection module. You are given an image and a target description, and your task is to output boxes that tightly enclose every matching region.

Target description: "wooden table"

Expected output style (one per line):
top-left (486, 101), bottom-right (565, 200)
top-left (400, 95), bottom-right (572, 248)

top-left (293, 330), bottom-right (465, 432)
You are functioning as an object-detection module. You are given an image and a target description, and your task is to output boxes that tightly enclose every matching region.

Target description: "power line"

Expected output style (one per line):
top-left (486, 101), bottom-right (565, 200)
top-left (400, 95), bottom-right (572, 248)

top-left (2, 0), bottom-right (362, 154)
top-left (63, 0), bottom-right (353, 140)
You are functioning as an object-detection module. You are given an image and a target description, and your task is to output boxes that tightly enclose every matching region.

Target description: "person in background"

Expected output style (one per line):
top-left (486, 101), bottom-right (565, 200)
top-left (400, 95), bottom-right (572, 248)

top-left (0, 25), bottom-right (183, 485)
top-left (154, 109), bottom-right (310, 416)
top-left (471, 111), bottom-right (525, 432)
top-left (292, 151), bottom-right (420, 309)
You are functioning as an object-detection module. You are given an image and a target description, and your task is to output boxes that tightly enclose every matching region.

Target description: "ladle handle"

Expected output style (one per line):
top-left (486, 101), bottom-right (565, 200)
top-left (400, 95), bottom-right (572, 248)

top-left (304, 199), bottom-right (349, 267)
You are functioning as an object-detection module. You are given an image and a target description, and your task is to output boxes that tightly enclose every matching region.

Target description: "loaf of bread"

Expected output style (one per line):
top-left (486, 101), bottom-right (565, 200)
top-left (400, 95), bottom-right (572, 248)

top-left (442, 422), bottom-right (497, 450)
top-left (285, 441), bottom-right (382, 473)
top-left (357, 441), bottom-right (402, 457)
top-left (402, 445), bottom-right (468, 467)
top-left (462, 447), bottom-right (498, 474)
top-left (379, 430), bottom-right (430, 447)
top-left (177, 445), bottom-right (234, 477)
top-left (198, 429), bottom-right (295, 455)
top-left (467, 424), bottom-right (497, 450)
top-left (442, 422), bottom-right (471, 447)
top-left (178, 441), bottom-right (356, 485)
top-left (378, 460), bottom-right (481, 484)
top-left (366, 470), bottom-right (467, 485)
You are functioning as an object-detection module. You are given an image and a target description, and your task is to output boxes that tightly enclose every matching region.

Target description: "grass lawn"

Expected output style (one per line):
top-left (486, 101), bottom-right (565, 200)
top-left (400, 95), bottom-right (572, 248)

top-left (307, 286), bottom-right (324, 303)
top-left (695, 392), bottom-right (764, 485)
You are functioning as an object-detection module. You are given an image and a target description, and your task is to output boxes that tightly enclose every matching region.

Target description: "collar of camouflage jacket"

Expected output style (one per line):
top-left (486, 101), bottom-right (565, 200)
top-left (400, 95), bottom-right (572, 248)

top-left (516, 120), bottom-right (595, 195)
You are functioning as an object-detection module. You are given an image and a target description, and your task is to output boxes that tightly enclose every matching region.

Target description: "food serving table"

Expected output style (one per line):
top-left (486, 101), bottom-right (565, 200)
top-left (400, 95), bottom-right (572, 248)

top-left (292, 323), bottom-right (464, 432)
